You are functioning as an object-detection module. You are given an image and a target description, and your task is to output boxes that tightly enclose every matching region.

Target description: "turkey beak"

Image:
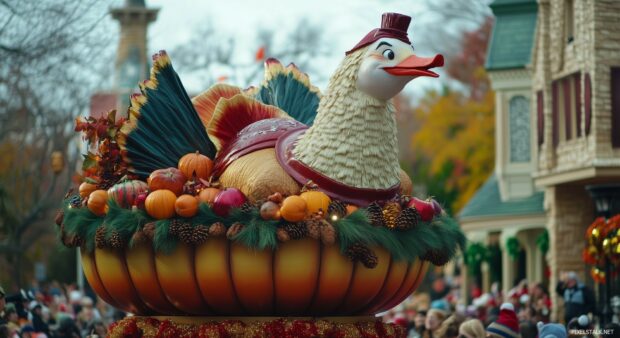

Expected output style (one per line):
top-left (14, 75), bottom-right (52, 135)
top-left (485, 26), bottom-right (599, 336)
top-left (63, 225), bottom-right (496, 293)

top-left (383, 54), bottom-right (444, 78)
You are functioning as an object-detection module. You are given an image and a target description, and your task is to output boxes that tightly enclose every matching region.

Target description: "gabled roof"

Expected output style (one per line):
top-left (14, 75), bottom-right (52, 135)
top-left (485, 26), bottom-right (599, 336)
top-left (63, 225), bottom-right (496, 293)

top-left (459, 174), bottom-right (544, 220)
top-left (485, 0), bottom-right (537, 70)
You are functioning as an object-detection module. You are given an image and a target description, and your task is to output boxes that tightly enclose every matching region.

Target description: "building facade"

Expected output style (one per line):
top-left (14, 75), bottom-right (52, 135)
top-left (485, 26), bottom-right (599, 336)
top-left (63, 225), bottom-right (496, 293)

top-left (460, 0), bottom-right (620, 322)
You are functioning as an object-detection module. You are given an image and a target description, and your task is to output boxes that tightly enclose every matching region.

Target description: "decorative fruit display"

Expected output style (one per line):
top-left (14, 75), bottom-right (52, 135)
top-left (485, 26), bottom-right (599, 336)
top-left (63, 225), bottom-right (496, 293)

top-left (134, 193), bottom-right (148, 209)
top-left (175, 194), bottom-right (199, 218)
top-left (300, 191), bottom-right (331, 215)
top-left (145, 189), bottom-right (177, 219)
top-left (212, 188), bottom-right (247, 217)
top-left (197, 187), bottom-right (221, 205)
top-left (280, 195), bottom-right (307, 222)
top-left (148, 168), bottom-right (187, 196)
top-left (260, 201), bottom-right (281, 220)
top-left (87, 190), bottom-right (108, 216)
top-left (408, 197), bottom-right (435, 222)
top-left (346, 204), bottom-right (359, 215)
top-left (431, 199), bottom-right (443, 216)
top-left (107, 179), bottom-right (149, 208)
top-left (79, 182), bottom-right (97, 198)
top-left (178, 151), bottom-right (213, 180)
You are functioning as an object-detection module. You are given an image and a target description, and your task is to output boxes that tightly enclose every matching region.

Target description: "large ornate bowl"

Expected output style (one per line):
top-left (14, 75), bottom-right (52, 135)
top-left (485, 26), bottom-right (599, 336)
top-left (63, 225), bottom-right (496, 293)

top-left (81, 238), bottom-right (428, 316)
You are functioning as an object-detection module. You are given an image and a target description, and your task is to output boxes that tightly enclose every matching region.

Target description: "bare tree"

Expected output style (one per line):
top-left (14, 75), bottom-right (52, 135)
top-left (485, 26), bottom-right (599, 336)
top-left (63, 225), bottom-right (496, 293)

top-left (170, 17), bottom-right (331, 90)
top-left (0, 0), bottom-right (114, 288)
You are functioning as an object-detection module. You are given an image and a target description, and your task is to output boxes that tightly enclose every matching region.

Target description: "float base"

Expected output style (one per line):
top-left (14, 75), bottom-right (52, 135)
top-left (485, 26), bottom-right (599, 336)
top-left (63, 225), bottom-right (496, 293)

top-left (108, 316), bottom-right (406, 337)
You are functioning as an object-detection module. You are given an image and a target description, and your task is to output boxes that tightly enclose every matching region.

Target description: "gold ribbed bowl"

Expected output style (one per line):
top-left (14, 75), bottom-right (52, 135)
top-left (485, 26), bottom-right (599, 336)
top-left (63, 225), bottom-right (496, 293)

top-left (81, 238), bottom-right (428, 316)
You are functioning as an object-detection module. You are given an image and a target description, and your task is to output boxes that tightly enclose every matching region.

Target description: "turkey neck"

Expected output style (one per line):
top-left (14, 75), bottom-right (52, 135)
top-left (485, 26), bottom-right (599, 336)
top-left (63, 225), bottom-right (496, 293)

top-left (293, 52), bottom-right (401, 189)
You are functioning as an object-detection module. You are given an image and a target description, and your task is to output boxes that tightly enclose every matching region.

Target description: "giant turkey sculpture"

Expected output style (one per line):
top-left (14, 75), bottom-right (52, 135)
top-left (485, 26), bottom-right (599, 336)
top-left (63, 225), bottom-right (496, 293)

top-left (120, 12), bottom-right (443, 205)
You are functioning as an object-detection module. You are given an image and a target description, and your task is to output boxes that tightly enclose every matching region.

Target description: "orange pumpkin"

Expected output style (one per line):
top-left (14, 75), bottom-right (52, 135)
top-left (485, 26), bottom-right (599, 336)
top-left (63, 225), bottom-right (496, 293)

top-left (145, 189), bottom-right (177, 219)
top-left (148, 168), bottom-right (187, 196)
top-left (280, 196), bottom-right (307, 222)
top-left (178, 151), bottom-right (213, 180)
top-left (87, 190), bottom-right (108, 216)
top-left (79, 182), bottom-right (97, 198)
top-left (346, 204), bottom-right (359, 215)
top-left (175, 194), bottom-right (199, 218)
top-left (300, 191), bottom-right (331, 215)
top-left (198, 187), bottom-right (221, 205)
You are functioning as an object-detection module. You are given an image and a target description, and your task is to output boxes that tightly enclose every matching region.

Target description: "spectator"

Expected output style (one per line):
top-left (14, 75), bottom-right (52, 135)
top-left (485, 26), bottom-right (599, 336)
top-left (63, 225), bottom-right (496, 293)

top-left (567, 315), bottom-right (594, 338)
top-left (555, 272), bottom-right (596, 324)
top-left (458, 318), bottom-right (485, 338)
top-left (537, 321), bottom-right (567, 338)
top-left (20, 325), bottom-right (36, 338)
top-left (56, 317), bottom-right (81, 338)
top-left (31, 304), bottom-right (50, 337)
top-left (433, 314), bottom-right (464, 338)
top-left (519, 320), bottom-right (538, 338)
top-left (0, 286), bottom-right (5, 326)
top-left (0, 325), bottom-right (9, 338)
top-left (486, 303), bottom-right (520, 338)
top-left (407, 309), bottom-right (426, 338)
top-left (423, 309), bottom-right (447, 338)
top-left (87, 320), bottom-right (107, 337)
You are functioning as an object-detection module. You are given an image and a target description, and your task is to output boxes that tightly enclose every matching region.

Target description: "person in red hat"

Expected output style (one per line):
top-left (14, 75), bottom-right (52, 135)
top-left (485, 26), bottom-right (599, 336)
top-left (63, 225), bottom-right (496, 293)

top-left (486, 303), bottom-right (521, 338)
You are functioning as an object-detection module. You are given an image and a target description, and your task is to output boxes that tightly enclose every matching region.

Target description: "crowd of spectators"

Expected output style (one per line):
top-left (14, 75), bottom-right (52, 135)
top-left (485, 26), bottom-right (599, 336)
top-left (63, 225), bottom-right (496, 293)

top-left (0, 281), bottom-right (120, 338)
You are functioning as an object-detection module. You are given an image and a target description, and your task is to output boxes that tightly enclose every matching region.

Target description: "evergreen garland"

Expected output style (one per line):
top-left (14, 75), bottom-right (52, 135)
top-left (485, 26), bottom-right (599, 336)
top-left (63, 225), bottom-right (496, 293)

top-left (536, 229), bottom-right (549, 254)
top-left (506, 236), bottom-right (521, 260)
top-left (58, 198), bottom-right (466, 265)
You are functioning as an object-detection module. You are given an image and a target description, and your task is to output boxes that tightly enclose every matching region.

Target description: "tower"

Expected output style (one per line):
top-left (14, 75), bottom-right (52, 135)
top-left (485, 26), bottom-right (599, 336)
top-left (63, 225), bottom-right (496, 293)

top-left (110, 0), bottom-right (158, 108)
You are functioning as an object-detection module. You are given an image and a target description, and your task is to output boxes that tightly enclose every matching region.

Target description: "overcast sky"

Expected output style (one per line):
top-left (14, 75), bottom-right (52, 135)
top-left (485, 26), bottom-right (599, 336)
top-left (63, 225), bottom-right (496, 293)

top-left (107, 0), bottom-right (487, 99)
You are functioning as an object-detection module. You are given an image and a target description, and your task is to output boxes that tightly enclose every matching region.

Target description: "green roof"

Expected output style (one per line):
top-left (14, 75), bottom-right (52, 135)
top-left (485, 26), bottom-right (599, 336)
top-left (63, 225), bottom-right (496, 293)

top-left (485, 0), bottom-right (537, 70)
top-left (459, 174), bottom-right (544, 219)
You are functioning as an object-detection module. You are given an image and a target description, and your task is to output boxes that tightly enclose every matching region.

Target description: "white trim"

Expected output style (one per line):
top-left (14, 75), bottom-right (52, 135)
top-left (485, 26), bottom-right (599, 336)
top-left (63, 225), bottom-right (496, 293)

top-left (460, 213), bottom-right (547, 233)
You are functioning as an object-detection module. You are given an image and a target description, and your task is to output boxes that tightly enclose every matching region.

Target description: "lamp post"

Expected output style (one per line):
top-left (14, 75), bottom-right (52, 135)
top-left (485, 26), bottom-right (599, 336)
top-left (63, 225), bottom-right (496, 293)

top-left (586, 184), bottom-right (620, 327)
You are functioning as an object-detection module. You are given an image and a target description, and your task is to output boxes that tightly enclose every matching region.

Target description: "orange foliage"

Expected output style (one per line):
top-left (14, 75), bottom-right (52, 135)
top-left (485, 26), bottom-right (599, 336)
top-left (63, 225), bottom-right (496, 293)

top-left (411, 82), bottom-right (495, 212)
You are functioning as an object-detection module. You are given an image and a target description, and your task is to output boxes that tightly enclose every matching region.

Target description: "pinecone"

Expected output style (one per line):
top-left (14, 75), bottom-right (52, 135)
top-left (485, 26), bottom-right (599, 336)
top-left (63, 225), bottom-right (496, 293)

top-left (131, 229), bottom-right (148, 245)
top-left (366, 202), bottom-right (385, 227)
top-left (95, 226), bottom-right (107, 249)
top-left (395, 207), bottom-right (419, 230)
top-left (55, 209), bottom-right (64, 226)
top-left (226, 222), bottom-right (244, 239)
top-left (327, 200), bottom-right (347, 219)
top-left (177, 222), bottom-right (194, 244)
top-left (305, 218), bottom-right (321, 240)
top-left (382, 202), bottom-right (402, 229)
top-left (64, 234), bottom-right (83, 248)
top-left (240, 202), bottom-right (254, 214)
top-left (345, 243), bottom-right (378, 269)
top-left (421, 249), bottom-right (450, 266)
top-left (320, 221), bottom-right (337, 246)
top-left (143, 222), bottom-right (156, 240)
top-left (192, 225), bottom-right (209, 245)
top-left (276, 228), bottom-right (290, 242)
top-left (108, 230), bottom-right (124, 250)
top-left (168, 219), bottom-right (184, 236)
top-left (283, 222), bottom-right (307, 240)
top-left (208, 222), bottom-right (226, 237)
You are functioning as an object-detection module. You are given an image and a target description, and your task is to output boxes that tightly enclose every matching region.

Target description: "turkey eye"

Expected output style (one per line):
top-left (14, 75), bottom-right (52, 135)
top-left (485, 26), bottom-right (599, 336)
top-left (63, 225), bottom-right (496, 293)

top-left (382, 49), bottom-right (395, 60)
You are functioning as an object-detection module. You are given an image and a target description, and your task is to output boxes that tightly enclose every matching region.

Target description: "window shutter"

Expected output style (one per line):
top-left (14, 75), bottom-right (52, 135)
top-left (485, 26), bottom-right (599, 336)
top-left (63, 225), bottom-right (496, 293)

top-left (537, 91), bottom-right (544, 146)
top-left (563, 77), bottom-right (572, 140)
top-left (585, 73), bottom-right (592, 135)
top-left (612, 68), bottom-right (620, 148)
top-left (552, 81), bottom-right (559, 147)
top-left (575, 73), bottom-right (582, 137)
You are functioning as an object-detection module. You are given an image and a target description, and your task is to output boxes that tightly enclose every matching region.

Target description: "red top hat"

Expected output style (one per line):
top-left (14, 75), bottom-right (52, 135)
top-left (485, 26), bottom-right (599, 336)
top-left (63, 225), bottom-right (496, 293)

top-left (346, 13), bottom-right (412, 55)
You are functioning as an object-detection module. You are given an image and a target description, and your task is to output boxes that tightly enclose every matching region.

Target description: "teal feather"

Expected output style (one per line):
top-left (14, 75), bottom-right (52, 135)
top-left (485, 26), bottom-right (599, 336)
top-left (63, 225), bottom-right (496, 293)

top-left (253, 60), bottom-right (320, 126)
top-left (123, 52), bottom-right (216, 179)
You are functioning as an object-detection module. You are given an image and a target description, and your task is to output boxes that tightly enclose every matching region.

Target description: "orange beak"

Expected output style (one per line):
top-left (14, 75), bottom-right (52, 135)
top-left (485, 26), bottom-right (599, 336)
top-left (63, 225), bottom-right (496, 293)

top-left (382, 54), bottom-right (444, 78)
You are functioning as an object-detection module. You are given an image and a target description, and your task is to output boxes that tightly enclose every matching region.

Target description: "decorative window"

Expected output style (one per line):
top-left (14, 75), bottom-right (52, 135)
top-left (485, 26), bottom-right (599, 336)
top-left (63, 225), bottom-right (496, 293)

top-left (509, 96), bottom-right (531, 162)
top-left (552, 73), bottom-right (582, 145)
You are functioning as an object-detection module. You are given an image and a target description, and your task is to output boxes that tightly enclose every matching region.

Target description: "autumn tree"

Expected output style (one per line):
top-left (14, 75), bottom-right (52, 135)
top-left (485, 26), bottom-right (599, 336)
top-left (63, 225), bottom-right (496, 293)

top-left (409, 17), bottom-right (495, 213)
top-left (0, 0), bottom-right (113, 288)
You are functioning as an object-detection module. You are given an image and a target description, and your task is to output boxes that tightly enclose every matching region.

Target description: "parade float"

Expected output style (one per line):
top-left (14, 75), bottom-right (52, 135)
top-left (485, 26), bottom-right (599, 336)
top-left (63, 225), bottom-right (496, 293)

top-left (56, 13), bottom-right (465, 337)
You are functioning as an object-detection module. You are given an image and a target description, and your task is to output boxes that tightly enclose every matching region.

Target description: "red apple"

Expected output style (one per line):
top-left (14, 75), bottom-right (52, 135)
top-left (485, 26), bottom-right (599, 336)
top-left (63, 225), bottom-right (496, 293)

top-left (148, 167), bottom-right (187, 196)
top-left (407, 197), bottom-right (435, 222)
top-left (134, 192), bottom-right (148, 209)
top-left (212, 188), bottom-right (247, 217)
